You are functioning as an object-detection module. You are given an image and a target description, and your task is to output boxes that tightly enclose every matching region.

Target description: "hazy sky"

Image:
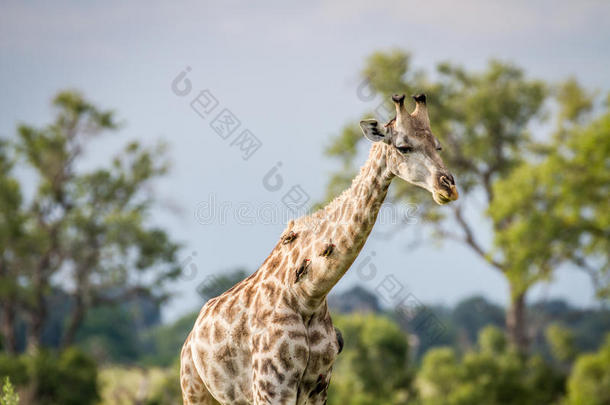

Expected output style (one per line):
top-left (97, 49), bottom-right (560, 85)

top-left (2, 1), bottom-right (609, 321)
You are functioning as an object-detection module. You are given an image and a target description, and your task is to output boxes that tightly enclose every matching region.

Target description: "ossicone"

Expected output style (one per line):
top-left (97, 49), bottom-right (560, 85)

top-left (412, 93), bottom-right (426, 104)
top-left (392, 94), bottom-right (405, 105)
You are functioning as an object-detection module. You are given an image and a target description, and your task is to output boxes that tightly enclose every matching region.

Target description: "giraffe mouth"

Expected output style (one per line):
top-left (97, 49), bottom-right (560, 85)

top-left (433, 185), bottom-right (458, 205)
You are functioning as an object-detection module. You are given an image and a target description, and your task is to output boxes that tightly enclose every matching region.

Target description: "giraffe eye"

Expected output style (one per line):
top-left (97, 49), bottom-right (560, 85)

top-left (436, 146), bottom-right (442, 151)
top-left (397, 146), bottom-right (414, 154)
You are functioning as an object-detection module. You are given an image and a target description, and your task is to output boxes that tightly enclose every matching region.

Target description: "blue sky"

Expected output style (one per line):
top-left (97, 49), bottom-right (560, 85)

top-left (1, 0), bottom-right (609, 321)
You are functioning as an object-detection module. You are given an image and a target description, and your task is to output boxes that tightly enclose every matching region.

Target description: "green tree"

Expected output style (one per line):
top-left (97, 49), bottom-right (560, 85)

top-left (416, 326), bottom-right (564, 405)
top-left (0, 348), bottom-right (99, 405)
top-left (546, 323), bottom-right (577, 365)
top-left (328, 313), bottom-right (411, 405)
top-left (0, 91), bottom-right (181, 352)
top-left (490, 93), bottom-right (610, 302)
top-left (29, 348), bottom-right (99, 405)
top-left (0, 355), bottom-right (28, 387)
top-left (323, 50), bottom-right (606, 352)
top-left (0, 140), bottom-right (27, 354)
top-left (565, 334), bottom-right (610, 405)
top-left (145, 361), bottom-right (182, 405)
top-left (75, 305), bottom-right (142, 363)
top-left (416, 347), bottom-right (461, 401)
top-left (452, 296), bottom-right (505, 348)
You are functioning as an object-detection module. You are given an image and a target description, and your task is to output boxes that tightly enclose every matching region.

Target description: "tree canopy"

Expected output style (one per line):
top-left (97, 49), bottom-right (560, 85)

top-left (0, 91), bottom-right (181, 353)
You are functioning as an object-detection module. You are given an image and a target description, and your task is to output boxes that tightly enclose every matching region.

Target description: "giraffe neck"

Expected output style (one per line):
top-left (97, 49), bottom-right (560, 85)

top-left (293, 142), bottom-right (394, 306)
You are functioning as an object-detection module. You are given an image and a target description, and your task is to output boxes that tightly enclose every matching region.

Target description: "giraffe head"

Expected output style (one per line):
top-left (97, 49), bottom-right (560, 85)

top-left (360, 93), bottom-right (458, 205)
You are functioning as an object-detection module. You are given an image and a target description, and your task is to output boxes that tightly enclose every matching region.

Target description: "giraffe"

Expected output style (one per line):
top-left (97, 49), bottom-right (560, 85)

top-left (180, 93), bottom-right (459, 405)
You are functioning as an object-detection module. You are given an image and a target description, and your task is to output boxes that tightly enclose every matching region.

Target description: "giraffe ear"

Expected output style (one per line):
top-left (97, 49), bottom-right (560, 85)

top-left (359, 119), bottom-right (387, 143)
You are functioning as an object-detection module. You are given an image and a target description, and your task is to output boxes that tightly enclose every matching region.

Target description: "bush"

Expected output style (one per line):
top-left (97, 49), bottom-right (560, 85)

top-left (0, 348), bottom-right (100, 405)
top-left (565, 334), bottom-right (610, 405)
top-left (76, 306), bottom-right (142, 363)
top-left (100, 365), bottom-right (181, 405)
top-left (416, 326), bottom-right (565, 405)
top-left (29, 348), bottom-right (99, 405)
top-left (327, 313), bottom-right (411, 405)
top-left (0, 377), bottom-right (19, 405)
top-left (0, 355), bottom-right (28, 387)
top-left (145, 361), bottom-right (181, 405)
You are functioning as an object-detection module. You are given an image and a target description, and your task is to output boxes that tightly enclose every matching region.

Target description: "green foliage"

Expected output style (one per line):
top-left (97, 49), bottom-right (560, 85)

top-left (332, 289), bottom-right (610, 362)
top-left (144, 361), bottom-right (181, 405)
top-left (29, 348), bottom-right (99, 405)
top-left (478, 325), bottom-right (507, 355)
top-left (565, 334), bottom-right (610, 405)
top-left (321, 300), bottom-right (610, 404)
top-left (556, 78), bottom-right (594, 124)
top-left (0, 355), bottom-right (28, 387)
top-left (416, 326), bottom-right (565, 405)
top-left (0, 90), bottom-right (181, 351)
top-left (328, 313), bottom-right (411, 405)
top-left (390, 304), bottom-right (457, 359)
top-left (569, 308), bottom-right (610, 354)
top-left (546, 324), bottom-right (577, 364)
top-left (75, 305), bottom-right (142, 363)
top-left (490, 105), bottom-right (610, 298)
top-left (416, 347), bottom-right (461, 400)
top-left (100, 365), bottom-right (180, 405)
top-left (0, 377), bottom-right (19, 405)
top-left (0, 349), bottom-right (99, 405)
top-left (452, 296), bottom-right (505, 347)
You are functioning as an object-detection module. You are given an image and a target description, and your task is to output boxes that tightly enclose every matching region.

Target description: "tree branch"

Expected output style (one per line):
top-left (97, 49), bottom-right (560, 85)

top-left (570, 254), bottom-right (604, 293)
top-left (452, 204), bottom-right (505, 272)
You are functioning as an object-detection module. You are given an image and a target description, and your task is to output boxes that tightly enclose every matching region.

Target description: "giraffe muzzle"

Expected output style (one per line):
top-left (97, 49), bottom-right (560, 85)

top-left (434, 174), bottom-right (459, 204)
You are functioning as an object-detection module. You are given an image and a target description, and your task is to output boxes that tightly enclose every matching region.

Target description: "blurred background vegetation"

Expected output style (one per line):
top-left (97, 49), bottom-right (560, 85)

top-left (1, 49), bottom-right (609, 404)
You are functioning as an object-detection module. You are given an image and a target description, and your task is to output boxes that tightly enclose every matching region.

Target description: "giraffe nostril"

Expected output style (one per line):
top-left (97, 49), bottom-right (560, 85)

top-left (439, 174), bottom-right (455, 187)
